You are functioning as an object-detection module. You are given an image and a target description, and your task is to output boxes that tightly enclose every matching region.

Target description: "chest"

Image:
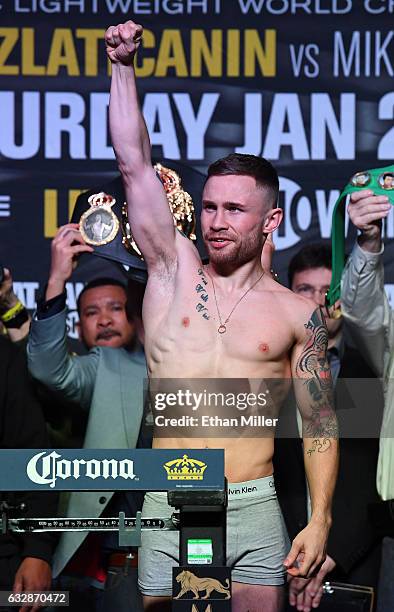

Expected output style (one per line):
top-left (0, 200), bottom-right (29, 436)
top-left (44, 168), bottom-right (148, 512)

top-left (145, 271), bottom-right (294, 369)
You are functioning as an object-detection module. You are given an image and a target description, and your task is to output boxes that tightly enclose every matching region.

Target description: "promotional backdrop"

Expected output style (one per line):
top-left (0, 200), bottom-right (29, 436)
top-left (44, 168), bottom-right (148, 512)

top-left (1, 0), bottom-right (394, 337)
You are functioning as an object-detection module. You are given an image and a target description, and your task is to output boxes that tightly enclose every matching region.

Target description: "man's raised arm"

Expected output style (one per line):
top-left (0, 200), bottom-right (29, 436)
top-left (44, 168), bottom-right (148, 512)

top-left (341, 190), bottom-right (393, 377)
top-left (107, 21), bottom-right (176, 269)
top-left (284, 306), bottom-right (339, 578)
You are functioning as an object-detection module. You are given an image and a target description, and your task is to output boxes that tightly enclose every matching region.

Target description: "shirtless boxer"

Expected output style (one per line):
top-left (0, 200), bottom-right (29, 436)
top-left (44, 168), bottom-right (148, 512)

top-left (105, 21), bottom-right (339, 612)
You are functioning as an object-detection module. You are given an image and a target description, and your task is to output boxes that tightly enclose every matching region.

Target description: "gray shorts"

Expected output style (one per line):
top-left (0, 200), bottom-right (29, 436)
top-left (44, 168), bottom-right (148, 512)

top-left (138, 475), bottom-right (290, 596)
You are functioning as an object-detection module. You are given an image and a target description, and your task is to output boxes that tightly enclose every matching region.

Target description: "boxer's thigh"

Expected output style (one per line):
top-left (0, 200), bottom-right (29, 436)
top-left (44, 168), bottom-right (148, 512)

top-left (228, 490), bottom-right (289, 586)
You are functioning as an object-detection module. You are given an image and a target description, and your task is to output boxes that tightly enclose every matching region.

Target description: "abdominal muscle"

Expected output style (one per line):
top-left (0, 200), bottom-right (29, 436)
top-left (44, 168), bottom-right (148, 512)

top-left (149, 354), bottom-right (287, 484)
top-left (146, 273), bottom-right (294, 484)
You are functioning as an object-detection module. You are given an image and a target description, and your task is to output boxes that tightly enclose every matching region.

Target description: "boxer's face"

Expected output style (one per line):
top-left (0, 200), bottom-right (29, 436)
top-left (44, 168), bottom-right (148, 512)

top-left (201, 174), bottom-right (274, 267)
top-left (77, 285), bottom-right (135, 349)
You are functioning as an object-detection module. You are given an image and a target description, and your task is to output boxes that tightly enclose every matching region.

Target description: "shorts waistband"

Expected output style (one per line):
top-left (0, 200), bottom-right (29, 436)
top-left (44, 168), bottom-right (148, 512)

top-left (227, 475), bottom-right (275, 499)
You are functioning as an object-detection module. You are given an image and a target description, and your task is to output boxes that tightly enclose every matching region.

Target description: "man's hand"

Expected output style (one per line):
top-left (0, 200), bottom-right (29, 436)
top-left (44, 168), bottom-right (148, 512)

top-left (13, 558), bottom-right (51, 612)
top-left (348, 189), bottom-right (391, 253)
top-left (105, 20), bottom-right (143, 66)
top-left (46, 223), bottom-right (93, 301)
top-left (288, 555), bottom-right (336, 611)
top-left (284, 518), bottom-right (330, 579)
top-left (0, 267), bottom-right (18, 315)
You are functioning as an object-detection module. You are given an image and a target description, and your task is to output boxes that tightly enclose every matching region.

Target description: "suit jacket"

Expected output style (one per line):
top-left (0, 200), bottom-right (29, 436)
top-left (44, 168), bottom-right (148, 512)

top-left (342, 242), bottom-right (394, 500)
top-left (274, 344), bottom-right (383, 577)
top-left (0, 337), bottom-right (58, 565)
top-left (27, 309), bottom-right (146, 577)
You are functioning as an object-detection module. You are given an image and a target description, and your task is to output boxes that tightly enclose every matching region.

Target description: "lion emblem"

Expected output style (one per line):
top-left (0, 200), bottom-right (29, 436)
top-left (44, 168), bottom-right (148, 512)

top-left (174, 569), bottom-right (231, 600)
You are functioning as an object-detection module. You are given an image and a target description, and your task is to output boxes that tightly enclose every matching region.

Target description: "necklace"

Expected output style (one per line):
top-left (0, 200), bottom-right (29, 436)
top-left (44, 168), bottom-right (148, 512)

top-left (206, 268), bottom-right (265, 334)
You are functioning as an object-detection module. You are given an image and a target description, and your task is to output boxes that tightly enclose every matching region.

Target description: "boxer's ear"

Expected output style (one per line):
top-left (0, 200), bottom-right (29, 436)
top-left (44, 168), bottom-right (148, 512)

top-left (263, 207), bottom-right (283, 233)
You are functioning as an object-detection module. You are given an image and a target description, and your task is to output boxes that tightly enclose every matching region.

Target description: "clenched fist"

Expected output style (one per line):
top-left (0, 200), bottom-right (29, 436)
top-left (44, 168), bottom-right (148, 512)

top-left (105, 20), bottom-right (143, 66)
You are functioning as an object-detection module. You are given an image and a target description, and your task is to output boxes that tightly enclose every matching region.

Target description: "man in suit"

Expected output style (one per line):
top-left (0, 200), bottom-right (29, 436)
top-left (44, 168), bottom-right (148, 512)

top-left (341, 189), bottom-right (394, 612)
top-left (0, 336), bottom-right (58, 611)
top-left (274, 244), bottom-right (383, 612)
top-left (27, 223), bottom-right (147, 611)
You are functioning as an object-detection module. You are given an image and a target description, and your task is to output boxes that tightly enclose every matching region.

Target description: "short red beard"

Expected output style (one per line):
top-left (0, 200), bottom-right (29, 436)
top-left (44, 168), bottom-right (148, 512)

top-left (205, 226), bottom-right (263, 267)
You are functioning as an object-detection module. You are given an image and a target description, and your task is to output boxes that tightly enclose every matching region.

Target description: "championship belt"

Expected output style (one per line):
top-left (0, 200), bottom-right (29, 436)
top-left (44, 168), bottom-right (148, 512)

top-left (80, 192), bottom-right (119, 246)
top-left (326, 164), bottom-right (394, 309)
top-left (121, 163), bottom-right (196, 257)
top-left (71, 160), bottom-right (207, 283)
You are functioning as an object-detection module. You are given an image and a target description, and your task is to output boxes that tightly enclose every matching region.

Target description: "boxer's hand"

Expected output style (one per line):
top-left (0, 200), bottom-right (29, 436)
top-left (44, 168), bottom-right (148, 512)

top-left (284, 519), bottom-right (329, 579)
top-left (0, 267), bottom-right (18, 314)
top-left (105, 21), bottom-right (143, 66)
top-left (348, 189), bottom-right (391, 253)
top-left (288, 555), bottom-right (336, 611)
top-left (47, 223), bottom-right (93, 300)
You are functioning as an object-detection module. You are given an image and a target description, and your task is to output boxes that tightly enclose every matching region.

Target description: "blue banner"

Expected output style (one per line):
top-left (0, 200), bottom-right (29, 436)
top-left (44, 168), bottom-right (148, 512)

top-left (3, 2), bottom-right (394, 334)
top-left (0, 448), bottom-right (224, 491)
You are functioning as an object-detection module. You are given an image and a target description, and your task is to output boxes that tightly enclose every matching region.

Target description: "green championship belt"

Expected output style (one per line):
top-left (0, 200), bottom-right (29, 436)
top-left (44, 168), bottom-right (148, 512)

top-left (326, 164), bottom-right (394, 309)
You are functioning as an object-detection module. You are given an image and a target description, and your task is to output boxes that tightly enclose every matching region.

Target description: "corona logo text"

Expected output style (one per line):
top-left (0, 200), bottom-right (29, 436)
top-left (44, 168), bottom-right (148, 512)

top-left (26, 451), bottom-right (136, 488)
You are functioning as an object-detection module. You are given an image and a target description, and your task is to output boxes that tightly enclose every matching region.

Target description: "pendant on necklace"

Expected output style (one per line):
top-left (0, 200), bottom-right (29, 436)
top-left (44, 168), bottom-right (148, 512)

top-left (218, 325), bottom-right (227, 334)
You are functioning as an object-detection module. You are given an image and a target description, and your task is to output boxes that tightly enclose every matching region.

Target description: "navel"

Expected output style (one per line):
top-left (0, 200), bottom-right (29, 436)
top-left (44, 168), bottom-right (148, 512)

top-left (258, 342), bottom-right (269, 353)
top-left (182, 317), bottom-right (190, 328)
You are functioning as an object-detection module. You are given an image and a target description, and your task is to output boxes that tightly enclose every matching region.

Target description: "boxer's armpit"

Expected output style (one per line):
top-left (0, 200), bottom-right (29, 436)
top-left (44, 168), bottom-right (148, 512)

top-left (294, 307), bottom-right (339, 446)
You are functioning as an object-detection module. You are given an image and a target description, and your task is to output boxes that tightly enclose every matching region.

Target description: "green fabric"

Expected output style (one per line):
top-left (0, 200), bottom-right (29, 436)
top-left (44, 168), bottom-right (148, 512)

top-left (326, 164), bottom-right (394, 307)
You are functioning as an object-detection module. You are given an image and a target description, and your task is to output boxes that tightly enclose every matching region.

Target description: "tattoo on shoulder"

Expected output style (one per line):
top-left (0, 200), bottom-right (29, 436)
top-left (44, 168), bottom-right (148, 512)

top-left (195, 268), bottom-right (210, 320)
top-left (297, 308), bottom-right (329, 378)
top-left (296, 307), bottom-right (339, 446)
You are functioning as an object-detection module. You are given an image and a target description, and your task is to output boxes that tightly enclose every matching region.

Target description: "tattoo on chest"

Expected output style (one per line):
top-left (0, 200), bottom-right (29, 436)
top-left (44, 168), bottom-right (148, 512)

top-left (296, 308), bottom-right (338, 454)
top-left (195, 268), bottom-right (210, 321)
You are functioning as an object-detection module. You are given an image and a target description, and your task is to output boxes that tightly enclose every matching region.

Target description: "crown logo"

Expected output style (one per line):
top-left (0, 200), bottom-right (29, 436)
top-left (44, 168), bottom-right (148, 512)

top-left (163, 454), bottom-right (207, 481)
top-left (88, 192), bottom-right (116, 208)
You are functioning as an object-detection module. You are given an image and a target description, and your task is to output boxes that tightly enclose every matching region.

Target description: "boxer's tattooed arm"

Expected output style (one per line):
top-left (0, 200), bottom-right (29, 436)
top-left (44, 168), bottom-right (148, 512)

top-left (295, 308), bottom-right (338, 455)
